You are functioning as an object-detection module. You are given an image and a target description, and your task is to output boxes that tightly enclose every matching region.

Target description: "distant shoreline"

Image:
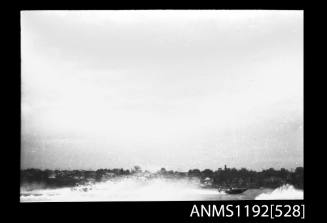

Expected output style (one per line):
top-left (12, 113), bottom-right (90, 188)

top-left (20, 166), bottom-right (303, 190)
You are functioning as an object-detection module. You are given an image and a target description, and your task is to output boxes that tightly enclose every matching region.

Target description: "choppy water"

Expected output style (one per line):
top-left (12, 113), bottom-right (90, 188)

top-left (20, 177), bottom-right (303, 202)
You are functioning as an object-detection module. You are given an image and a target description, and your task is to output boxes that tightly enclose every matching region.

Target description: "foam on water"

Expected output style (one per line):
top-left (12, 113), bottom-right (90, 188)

top-left (20, 176), bottom-right (223, 202)
top-left (20, 177), bottom-right (303, 202)
top-left (255, 184), bottom-right (303, 200)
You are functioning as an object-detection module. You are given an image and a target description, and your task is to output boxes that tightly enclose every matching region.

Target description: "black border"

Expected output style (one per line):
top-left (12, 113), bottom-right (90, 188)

top-left (7, 6), bottom-right (311, 222)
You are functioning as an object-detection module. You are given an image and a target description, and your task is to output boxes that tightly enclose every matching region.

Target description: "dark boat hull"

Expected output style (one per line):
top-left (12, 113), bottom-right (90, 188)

top-left (225, 188), bottom-right (247, 194)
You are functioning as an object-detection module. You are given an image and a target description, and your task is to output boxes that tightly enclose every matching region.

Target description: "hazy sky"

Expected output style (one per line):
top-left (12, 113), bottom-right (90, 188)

top-left (21, 10), bottom-right (303, 171)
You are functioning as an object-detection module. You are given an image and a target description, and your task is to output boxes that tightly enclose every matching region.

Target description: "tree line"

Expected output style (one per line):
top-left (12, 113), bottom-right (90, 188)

top-left (20, 166), bottom-right (303, 190)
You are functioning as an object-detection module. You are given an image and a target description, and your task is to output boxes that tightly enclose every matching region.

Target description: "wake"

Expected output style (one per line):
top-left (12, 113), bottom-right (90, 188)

top-left (20, 176), bottom-right (223, 202)
top-left (255, 184), bottom-right (303, 200)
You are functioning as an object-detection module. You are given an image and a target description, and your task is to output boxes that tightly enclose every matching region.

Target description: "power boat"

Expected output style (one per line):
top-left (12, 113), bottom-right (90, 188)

top-left (224, 187), bottom-right (247, 194)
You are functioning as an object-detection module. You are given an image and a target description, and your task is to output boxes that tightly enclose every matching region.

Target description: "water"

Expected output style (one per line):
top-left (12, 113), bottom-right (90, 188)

top-left (20, 177), bottom-right (303, 202)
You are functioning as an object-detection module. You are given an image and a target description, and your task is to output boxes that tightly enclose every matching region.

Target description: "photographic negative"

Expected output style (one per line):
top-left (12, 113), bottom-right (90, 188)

top-left (20, 10), bottom-right (303, 202)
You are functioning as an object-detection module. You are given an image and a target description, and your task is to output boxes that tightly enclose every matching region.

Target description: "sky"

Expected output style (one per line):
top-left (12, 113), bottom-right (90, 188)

top-left (21, 10), bottom-right (303, 171)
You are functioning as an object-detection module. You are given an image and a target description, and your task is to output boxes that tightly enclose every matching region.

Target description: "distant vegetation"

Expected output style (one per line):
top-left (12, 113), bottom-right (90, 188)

top-left (21, 166), bottom-right (303, 190)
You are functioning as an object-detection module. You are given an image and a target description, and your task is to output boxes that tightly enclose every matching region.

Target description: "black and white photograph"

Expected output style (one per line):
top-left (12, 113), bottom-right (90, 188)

top-left (20, 10), bottom-right (303, 202)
